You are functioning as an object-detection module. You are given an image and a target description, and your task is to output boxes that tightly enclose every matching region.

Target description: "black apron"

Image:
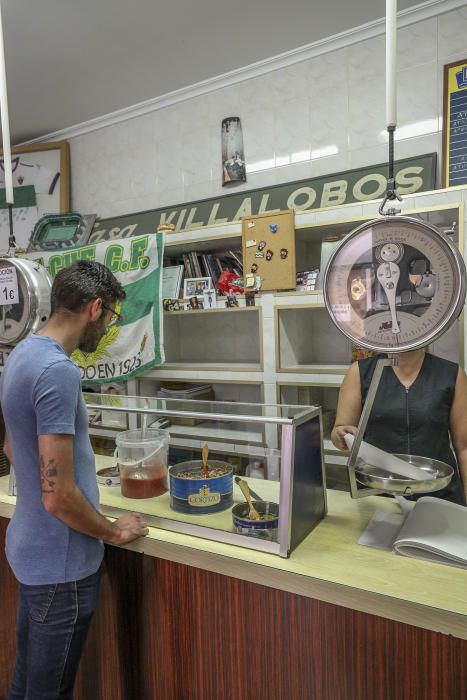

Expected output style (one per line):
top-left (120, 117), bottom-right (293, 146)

top-left (359, 353), bottom-right (465, 505)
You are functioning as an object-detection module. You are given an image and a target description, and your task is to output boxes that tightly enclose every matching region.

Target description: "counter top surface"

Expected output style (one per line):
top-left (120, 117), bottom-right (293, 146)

top-left (1, 460), bottom-right (466, 639)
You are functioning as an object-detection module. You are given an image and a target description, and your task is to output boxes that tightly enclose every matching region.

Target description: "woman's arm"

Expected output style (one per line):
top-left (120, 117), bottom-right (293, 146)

top-left (449, 367), bottom-right (467, 500)
top-left (330, 362), bottom-right (363, 451)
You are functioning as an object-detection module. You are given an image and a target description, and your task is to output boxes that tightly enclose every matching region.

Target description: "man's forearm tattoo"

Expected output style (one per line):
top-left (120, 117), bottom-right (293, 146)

top-left (40, 456), bottom-right (58, 493)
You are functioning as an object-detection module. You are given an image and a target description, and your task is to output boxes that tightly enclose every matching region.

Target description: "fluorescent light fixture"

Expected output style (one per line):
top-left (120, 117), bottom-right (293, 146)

top-left (246, 144), bottom-right (339, 172)
top-left (275, 154), bottom-right (290, 167)
top-left (380, 119), bottom-right (439, 141)
top-left (246, 158), bottom-right (275, 173)
top-left (311, 145), bottom-right (339, 159)
top-left (291, 149), bottom-right (311, 163)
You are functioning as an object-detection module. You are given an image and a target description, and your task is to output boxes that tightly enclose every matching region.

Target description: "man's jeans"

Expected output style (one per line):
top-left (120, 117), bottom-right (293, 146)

top-left (8, 569), bottom-right (101, 700)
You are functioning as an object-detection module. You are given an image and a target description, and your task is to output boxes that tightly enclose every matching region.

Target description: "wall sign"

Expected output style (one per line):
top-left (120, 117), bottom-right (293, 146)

top-left (442, 58), bottom-right (467, 187)
top-left (89, 153), bottom-right (437, 243)
top-left (0, 266), bottom-right (19, 305)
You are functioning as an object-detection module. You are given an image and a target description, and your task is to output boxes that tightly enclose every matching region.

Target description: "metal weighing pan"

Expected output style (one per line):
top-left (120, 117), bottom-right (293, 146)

top-left (355, 454), bottom-right (454, 495)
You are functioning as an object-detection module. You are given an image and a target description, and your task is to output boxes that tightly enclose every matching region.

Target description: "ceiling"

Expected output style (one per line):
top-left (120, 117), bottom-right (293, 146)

top-left (2, 0), bottom-right (427, 144)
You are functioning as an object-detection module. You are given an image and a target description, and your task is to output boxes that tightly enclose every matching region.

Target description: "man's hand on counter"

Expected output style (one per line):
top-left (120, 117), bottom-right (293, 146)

top-left (106, 513), bottom-right (149, 545)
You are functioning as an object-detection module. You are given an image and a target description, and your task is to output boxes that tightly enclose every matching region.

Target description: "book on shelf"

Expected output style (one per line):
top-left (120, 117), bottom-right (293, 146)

top-left (225, 249), bottom-right (243, 268)
top-left (168, 249), bottom-right (243, 290)
top-left (296, 269), bottom-right (319, 291)
top-left (182, 254), bottom-right (194, 278)
top-left (189, 251), bottom-right (203, 278)
top-left (162, 265), bottom-right (184, 300)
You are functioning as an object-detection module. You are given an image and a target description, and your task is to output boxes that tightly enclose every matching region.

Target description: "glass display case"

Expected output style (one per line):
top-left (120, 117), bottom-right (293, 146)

top-left (84, 394), bottom-right (327, 557)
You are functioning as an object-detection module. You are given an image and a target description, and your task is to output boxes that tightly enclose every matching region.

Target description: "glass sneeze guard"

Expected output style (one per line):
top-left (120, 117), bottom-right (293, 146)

top-left (84, 394), bottom-right (327, 557)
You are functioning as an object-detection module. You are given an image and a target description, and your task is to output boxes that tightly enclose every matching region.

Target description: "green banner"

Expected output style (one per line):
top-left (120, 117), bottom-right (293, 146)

top-left (89, 154), bottom-right (437, 243)
top-left (27, 233), bottom-right (165, 384)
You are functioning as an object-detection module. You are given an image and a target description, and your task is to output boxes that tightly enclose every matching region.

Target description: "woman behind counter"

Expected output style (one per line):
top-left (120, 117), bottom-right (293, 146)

top-left (331, 349), bottom-right (467, 505)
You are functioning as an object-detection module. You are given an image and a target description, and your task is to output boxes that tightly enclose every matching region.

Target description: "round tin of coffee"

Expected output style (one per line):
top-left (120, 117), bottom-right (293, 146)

top-left (97, 466), bottom-right (121, 486)
top-left (169, 460), bottom-right (233, 514)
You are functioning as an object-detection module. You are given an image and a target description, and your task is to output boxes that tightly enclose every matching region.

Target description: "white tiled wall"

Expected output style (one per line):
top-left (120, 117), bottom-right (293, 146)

top-left (70, 7), bottom-right (467, 219)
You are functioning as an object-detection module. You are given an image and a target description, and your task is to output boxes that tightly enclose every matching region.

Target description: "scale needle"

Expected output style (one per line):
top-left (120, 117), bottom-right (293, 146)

top-left (377, 262), bottom-right (400, 333)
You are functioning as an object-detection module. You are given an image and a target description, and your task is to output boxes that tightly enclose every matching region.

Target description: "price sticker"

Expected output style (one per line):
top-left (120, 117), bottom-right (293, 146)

top-left (0, 266), bottom-right (19, 306)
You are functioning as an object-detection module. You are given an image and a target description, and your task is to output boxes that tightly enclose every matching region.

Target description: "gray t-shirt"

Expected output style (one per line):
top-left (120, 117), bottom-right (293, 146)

top-left (0, 335), bottom-right (103, 584)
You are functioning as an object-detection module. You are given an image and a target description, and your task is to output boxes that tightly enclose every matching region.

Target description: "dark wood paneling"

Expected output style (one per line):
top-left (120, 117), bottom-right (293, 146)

top-left (1, 517), bottom-right (466, 700)
top-left (0, 518), bottom-right (18, 699)
top-left (137, 556), bottom-right (467, 700)
top-left (74, 545), bottom-right (145, 700)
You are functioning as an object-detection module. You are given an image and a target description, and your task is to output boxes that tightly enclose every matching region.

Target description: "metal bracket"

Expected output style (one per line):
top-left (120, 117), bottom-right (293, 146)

top-left (378, 189), bottom-right (402, 217)
top-left (379, 126), bottom-right (402, 217)
top-left (347, 356), bottom-right (398, 498)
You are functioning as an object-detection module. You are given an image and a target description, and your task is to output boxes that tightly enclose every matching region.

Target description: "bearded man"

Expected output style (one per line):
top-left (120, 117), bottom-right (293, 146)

top-left (0, 260), bottom-right (148, 700)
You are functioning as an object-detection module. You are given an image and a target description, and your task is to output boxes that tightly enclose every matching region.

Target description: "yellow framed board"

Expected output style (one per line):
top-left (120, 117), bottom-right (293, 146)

top-left (242, 210), bottom-right (296, 292)
top-left (442, 58), bottom-right (467, 187)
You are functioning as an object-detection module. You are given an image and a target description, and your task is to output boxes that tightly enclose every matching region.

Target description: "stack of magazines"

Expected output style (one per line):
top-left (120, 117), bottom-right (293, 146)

top-left (156, 384), bottom-right (213, 400)
top-left (155, 384), bottom-right (214, 426)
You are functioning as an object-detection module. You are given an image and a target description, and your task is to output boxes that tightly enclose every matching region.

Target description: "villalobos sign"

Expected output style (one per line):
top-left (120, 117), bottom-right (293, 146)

top-left (89, 153), bottom-right (437, 243)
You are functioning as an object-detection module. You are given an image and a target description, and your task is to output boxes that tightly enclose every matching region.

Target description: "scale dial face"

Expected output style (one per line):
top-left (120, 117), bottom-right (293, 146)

top-left (323, 216), bottom-right (466, 353)
top-left (0, 258), bottom-right (51, 345)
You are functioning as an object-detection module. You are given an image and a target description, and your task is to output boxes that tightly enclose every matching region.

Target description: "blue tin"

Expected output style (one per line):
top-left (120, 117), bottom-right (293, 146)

top-left (169, 460), bottom-right (233, 514)
top-left (232, 501), bottom-right (279, 540)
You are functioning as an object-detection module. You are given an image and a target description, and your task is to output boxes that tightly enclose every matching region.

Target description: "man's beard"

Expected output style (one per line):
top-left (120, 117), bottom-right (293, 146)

top-left (78, 319), bottom-right (106, 353)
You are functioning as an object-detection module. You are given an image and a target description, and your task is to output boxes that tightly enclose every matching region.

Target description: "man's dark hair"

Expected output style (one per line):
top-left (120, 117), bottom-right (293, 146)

top-left (50, 260), bottom-right (126, 314)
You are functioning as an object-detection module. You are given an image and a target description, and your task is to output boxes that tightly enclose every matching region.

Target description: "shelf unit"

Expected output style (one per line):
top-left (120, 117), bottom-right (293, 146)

top-left (91, 188), bottom-right (467, 486)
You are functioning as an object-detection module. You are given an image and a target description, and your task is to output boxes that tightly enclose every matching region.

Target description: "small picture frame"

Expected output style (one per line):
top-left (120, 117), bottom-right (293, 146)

top-left (225, 294), bottom-right (239, 308)
top-left (202, 288), bottom-right (216, 309)
top-left (189, 296), bottom-right (203, 310)
top-left (183, 276), bottom-right (213, 299)
top-left (163, 298), bottom-right (181, 312)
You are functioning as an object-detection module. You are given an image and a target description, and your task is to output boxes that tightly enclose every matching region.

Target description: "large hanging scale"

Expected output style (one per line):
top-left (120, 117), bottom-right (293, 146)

top-left (323, 215), bottom-right (466, 498)
top-left (0, 257), bottom-right (52, 346)
top-left (323, 215), bottom-right (466, 353)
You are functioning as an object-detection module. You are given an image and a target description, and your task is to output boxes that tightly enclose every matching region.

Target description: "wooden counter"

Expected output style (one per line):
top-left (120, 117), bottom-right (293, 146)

top-left (0, 470), bottom-right (466, 700)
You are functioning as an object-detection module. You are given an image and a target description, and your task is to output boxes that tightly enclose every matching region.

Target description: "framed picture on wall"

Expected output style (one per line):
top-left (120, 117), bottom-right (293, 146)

top-left (0, 141), bottom-right (70, 249)
top-left (442, 58), bottom-right (467, 187)
top-left (183, 276), bottom-right (212, 299)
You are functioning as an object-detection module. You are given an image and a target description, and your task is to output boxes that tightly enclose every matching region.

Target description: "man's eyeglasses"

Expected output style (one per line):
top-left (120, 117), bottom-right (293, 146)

top-left (101, 302), bottom-right (123, 323)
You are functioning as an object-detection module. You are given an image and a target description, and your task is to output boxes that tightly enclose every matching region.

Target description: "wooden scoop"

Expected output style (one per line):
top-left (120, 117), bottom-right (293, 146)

top-left (201, 443), bottom-right (210, 478)
top-left (234, 476), bottom-right (262, 502)
top-left (237, 478), bottom-right (260, 521)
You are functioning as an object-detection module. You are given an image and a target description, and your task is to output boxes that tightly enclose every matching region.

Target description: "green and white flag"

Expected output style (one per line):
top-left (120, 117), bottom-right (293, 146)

top-left (28, 233), bottom-right (165, 384)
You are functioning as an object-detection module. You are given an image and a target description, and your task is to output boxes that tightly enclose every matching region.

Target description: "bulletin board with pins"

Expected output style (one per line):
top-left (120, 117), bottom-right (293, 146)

top-left (241, 210), bottom-right (296, 292)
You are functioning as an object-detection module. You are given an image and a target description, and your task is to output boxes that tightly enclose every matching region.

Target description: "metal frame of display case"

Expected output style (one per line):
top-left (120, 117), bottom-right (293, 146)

top-left (84, 394), bottom-right (327, 557)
